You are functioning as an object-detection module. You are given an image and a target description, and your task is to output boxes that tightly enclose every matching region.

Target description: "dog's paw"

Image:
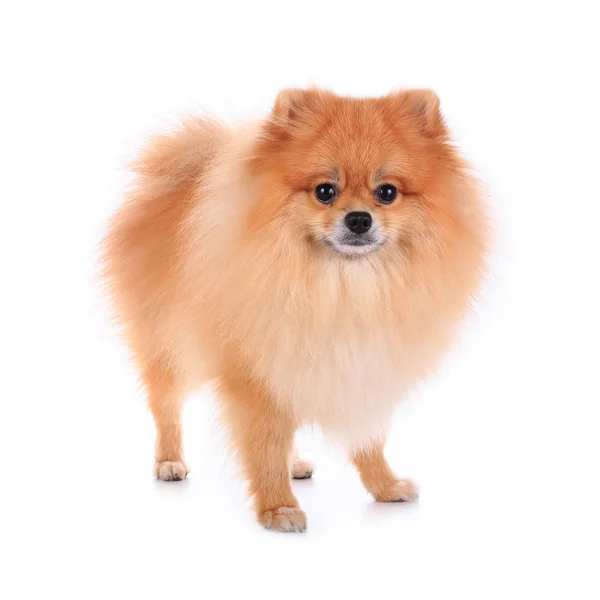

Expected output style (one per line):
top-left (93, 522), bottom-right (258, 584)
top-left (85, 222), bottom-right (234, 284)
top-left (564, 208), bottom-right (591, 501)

top-left (155, 461), bottom-right (188, 481)
top-left (291, 458), bottom-right (314, 479)
top-left (374, 478), bottom-right (419, 503)
top-left (260, 507), bottom-right (307, 532)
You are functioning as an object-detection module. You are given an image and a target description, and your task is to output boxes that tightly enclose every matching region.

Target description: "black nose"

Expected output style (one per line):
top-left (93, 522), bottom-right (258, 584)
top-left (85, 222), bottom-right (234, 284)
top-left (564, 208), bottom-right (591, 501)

top-left (345, 211), bottom-right (372, 234)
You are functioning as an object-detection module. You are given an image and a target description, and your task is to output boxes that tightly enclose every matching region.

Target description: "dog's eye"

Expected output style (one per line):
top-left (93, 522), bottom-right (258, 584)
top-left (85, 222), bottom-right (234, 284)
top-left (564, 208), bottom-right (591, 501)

top-left (375, 184), bottom-right (397, 204)
top-left (315, 183), bottom-right (337, 204)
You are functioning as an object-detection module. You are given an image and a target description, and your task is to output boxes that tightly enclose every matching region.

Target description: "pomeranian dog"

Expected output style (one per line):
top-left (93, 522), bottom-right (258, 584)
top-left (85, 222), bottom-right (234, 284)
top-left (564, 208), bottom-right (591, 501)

top-left (102, 88), bottom-right (488, 532)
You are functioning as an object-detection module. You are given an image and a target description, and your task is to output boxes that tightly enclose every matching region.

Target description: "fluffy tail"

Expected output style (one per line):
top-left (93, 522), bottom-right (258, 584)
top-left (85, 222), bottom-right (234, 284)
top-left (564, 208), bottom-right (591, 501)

top-left (129, 117), bottom-right (225, 197)
top-left (100, 117), bottom-right (226, 364)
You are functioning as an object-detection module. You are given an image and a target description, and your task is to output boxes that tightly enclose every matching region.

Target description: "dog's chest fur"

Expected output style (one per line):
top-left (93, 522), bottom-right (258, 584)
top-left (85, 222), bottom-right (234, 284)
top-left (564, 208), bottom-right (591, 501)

top-left (243, 260), bottom-right (440, 449)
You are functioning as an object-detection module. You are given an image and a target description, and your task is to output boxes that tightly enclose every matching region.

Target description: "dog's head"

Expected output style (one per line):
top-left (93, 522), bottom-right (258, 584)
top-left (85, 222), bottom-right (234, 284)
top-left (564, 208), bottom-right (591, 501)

top-left (248, 88), bottom-right (471, 262)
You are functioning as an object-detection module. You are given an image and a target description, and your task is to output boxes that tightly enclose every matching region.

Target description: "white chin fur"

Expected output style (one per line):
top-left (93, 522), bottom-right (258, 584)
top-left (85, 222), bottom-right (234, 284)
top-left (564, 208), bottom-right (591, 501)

top-left (328, 241), bottom-right (383, 256)
top-left (324, 219), bottom-right (385, 257)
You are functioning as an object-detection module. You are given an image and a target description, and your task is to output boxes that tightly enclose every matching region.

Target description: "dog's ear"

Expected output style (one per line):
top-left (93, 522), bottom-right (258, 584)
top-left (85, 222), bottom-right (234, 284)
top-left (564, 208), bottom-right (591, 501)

top-left (265, 87), bottom-right (330, 142)
top-left (272, 88), bottom-right (311, 122)
top-left (392, 89), bottom-right (446, 138)
top-left (251, 88), bottom-right (329, 169)
top-left (271, 88), bottom-right (326, 126)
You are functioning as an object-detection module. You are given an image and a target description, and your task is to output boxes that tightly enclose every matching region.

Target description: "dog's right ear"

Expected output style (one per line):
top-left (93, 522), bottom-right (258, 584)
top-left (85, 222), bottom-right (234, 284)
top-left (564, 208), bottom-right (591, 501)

top-left (251, 88), bottom-right (328, 169)
top-left (270, 88), bottom-right (324, 124)
top-left (272, 88), bottom-right (307, 122)
top-left (268, 88), bottom-right (329, 137)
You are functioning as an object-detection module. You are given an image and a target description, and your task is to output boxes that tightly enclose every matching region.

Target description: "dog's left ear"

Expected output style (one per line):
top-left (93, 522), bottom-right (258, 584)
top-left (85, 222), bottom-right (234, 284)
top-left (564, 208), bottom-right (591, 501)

top-left (393, 89), bottom-right (446, 138)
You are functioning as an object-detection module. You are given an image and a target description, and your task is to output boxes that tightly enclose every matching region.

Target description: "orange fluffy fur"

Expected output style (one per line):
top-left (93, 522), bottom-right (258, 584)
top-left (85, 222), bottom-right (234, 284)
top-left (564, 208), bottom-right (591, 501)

top-left (101, 88), bottom-right (488, 532)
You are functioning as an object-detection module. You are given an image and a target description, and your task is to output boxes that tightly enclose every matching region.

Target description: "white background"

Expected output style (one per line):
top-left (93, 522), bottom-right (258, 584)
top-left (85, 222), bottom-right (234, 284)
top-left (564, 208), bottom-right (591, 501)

top-left (2, 1), bottom-right (599, 598)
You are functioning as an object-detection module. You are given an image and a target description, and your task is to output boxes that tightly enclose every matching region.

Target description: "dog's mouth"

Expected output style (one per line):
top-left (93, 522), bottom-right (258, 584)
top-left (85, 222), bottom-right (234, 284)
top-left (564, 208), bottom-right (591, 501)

top-left (322, 232), bottom-right (386, 257)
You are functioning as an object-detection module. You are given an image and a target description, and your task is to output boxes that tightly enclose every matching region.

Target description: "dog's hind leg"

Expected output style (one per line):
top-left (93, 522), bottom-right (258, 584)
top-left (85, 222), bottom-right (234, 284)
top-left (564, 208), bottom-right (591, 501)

top-left (143, 357), bottom-right (188, 481)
